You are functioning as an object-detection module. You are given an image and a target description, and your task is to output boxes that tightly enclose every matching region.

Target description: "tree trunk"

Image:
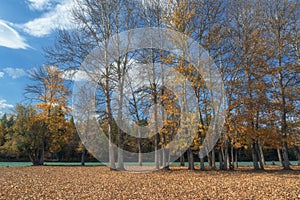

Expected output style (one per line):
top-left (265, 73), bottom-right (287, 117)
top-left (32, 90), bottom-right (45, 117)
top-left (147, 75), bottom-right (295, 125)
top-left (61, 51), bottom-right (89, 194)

top-left (29, 153), bottom-right (38, 166)
top-left (138, 138), bottom-right (142, 166)
top-left (258, 140), bottom-right (266, 165)
top-left (282, 141), bottom-right (291, 170)
top-left (39, 148), bottom-right (44, 166)
top-left (159, 149), bottom-right (163, 167)
top-left (231, 145), bottom-right (234, 170)
top-left (29, 150), bottom-right (43, 166)
top-left (117, 65), bottom-right (126, 171)
top-left (153, 87), bottom-right (160, 170)
top-left (211, 148), bottom-right (216, 170)
top-left (180, 154), bottom-right (185, 166)
top-left (107, 98), bottom-right (116, 169)
top-left (235, 148), bottom-right (238, 168)
top-left (277, 148), bottom-right (283, 166)
top-left (108, 121), bottom-right (116, 170)
top-left (255, 141), bottom-right (264, 170)
top-left (33, 139), bottom-right (45, 166)
top-left (154, 132), bottom-right (160, 169)
top-left (251, 142), bottom-right (259, 170)
top-left (294, 146), bottom-right (300, 166)
top-left (219, 150), bottom-right (224, 170)
top-left (38, 133), bottom-right (45, 166)
top-left (187, 147), bottom-right (195, 170)
top-left (200, 157), bottom-right (205, 171)
top-left (225, 147), bottom-right (230, 170)
top-left (162, 148), bottom-right (168, 169)
top-left (280, 71), bottom-right (290, 170)
top-left (160, 88), bottom-right (167, 170)
top-left (208, 151), bottom-right (212, 168)
top-left (108, 122), bottom-right (116, 170)
top-left (117, 130), bottom-right (125, 170)
top-left (28, 154), bottom-right (33, 164)
top-left (81, 147), bottom-right (86, 166)
top-left (163, 148), bottom-right (170, 170)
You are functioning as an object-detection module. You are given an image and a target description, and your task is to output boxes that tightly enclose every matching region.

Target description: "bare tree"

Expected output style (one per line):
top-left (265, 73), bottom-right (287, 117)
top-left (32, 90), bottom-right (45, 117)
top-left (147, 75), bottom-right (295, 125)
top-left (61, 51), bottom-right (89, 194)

top-left (262, 0), bottom-right (300, 170)
top-left (46, 0), bottom-right (139, 170)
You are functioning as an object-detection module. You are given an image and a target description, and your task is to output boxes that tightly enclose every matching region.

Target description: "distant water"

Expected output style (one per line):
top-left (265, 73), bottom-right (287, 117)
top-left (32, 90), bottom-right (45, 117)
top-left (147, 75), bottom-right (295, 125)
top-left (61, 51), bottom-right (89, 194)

top-left (0, 161), bottom-right (298, 167)
top-left (0, 162), bottom-right (33, 167)
top-left (0, 162), bottom-right (104, 167)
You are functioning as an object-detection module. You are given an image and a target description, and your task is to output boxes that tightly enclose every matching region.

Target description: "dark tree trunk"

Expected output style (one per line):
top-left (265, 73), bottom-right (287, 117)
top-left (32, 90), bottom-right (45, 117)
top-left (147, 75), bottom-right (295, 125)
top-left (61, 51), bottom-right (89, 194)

top-left (38, 134), bottom-right (45, 166)
top-left (187, 148), bottom-right (194, 170)
top-left (29, 152), bottom-right (43, 166)
top-left (219, 150), bottom-right (224, 170)
top-left (39, 148), bottom-right (44, 166)
top-left (163, 149), bottom-right (170, 170)
top-left (200, 157), bottom-right (205, 171)
top-left (282, 141), bottom-right (291, 170)
top-left (251, 141), bottom-right (259, 170)
top-left (180, 154), bottom-right (185, 166)
top-left (211, 148), bottom-right (216, 170)
top-left (231, 146), bottom-right (234, 170)
top-left (208, 152), bottom-right (212, 168)
top-left (280, 70), bottom-right (290, 170)
top-left (294, 146), bottom-right (300, 166)
top-left (81, 147), bottom-right (86, 166)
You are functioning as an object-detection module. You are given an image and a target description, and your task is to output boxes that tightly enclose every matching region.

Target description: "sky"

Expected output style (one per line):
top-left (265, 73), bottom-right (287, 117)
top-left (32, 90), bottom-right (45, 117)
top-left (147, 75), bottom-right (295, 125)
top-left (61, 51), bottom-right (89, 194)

top-left (0, 0), bottom-right (75, 116)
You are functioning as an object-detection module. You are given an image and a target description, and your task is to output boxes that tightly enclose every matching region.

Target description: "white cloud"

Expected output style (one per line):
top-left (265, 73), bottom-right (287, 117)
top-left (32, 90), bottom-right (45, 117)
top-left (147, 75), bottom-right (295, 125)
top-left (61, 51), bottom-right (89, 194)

top-left (21, 0), bottom-right (75, 37)
top-left (0, 72), bottom-right (4, 78)
top-left (0, 21), bottom-right (30, 49)
top-left (63, 69), bottom-right (91, 81)
top-left (26, 0), bottom-right (53, 11)
top-left (21, 0), bottom-right (171, 38)
top-left (3, 68), bottom-right (27, 79)
top-left (141, 0), bottom-right (173, 11)
top-left (0, 99), bottom-right (13, 116)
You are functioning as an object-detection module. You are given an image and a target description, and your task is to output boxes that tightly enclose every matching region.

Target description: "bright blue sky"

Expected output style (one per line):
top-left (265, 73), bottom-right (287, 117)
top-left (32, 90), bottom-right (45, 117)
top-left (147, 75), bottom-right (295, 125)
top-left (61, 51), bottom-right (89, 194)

top-left (0, 0), bottom-right (74, 116)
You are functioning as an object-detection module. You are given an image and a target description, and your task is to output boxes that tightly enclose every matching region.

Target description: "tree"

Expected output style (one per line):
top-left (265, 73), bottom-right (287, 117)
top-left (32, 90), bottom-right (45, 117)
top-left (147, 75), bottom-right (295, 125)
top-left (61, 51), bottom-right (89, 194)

top-left (11, 105), bottom-right (44, 165)
top-left (0, 114), bottom-right (17, 158)
top-left (46, 0), bottom-right (141, 170)
top-left (42, 0), bottom-right (299, 171)
top-left (25, 66), bottom-right (70, 165)
top-left (224, 0), bottom-right (275, 170)
top-left (262, 0), bottom-right (300, 170)
top-left (0, 114), bottom-right (8, 148)
top-left (62, 116), bottom-right (81, 162)
top-left (138, 0), bottom-right (168, 169)
top-left (164, 0), bottom-right (225, 170)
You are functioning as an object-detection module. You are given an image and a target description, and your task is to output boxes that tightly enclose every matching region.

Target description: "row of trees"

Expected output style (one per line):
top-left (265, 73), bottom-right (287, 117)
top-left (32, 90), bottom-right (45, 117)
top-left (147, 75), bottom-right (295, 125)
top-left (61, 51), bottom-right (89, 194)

top-left (0, 67), bottom-right (80, 165)
top-left (0, 0), bottom-right (299, 170)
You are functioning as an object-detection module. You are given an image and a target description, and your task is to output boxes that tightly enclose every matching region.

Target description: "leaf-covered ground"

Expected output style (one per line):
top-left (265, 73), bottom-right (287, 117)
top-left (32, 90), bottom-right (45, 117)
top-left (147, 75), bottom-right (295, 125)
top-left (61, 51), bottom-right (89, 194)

top-left (0, 165), bottom-right (299, 199)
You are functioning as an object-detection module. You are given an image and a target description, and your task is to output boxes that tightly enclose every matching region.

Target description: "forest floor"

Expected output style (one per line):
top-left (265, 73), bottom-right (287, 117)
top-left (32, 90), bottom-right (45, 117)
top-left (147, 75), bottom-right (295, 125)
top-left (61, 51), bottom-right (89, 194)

top-left (0, 165), bottom-right (299, 199)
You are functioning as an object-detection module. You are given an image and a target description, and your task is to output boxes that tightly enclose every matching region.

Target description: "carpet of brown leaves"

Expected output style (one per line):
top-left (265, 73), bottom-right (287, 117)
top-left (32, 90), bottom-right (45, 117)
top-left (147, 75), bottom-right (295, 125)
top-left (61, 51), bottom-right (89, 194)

top-left (0, 165), bottom-right (299, 199)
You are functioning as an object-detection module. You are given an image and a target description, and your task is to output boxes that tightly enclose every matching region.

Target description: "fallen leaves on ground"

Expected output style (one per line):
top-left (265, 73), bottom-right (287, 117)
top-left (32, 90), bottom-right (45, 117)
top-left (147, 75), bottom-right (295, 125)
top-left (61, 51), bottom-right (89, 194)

top-left (0, 165), bottom-right (299, 199)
